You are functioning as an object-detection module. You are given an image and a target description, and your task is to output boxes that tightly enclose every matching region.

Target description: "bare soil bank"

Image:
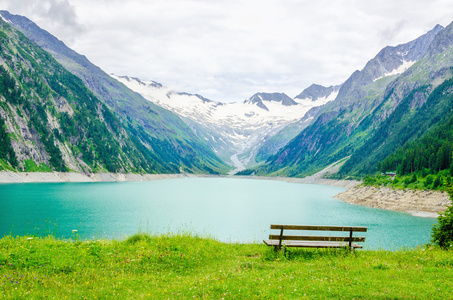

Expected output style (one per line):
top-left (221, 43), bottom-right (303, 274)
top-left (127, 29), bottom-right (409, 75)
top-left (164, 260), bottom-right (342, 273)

top-left (335, 186), bottom-right (451, 218)
top-left (0, 171), bottom-right (193, 183)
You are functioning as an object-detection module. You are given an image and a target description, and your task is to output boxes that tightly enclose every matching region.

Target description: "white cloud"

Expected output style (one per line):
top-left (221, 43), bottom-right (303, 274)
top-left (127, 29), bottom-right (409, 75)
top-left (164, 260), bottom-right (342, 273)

top-left (1, 0), bottom-right (453, 102)
top-left (0, 0), bottom-right (85, 42)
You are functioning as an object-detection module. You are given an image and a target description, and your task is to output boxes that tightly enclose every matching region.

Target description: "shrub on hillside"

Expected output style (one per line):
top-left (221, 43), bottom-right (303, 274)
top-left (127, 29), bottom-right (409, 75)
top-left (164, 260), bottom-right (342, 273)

top-left (431, 191), bottom-right (453, 249)
top-left (433, 175), bottom-right (443, 189)
top-left (425, 175), bottom-right (434, 187)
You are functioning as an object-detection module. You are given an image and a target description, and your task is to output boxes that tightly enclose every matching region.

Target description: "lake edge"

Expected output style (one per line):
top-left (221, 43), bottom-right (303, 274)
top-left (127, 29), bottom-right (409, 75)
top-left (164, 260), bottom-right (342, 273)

top-left (0, 171), bottom-right (448, 218)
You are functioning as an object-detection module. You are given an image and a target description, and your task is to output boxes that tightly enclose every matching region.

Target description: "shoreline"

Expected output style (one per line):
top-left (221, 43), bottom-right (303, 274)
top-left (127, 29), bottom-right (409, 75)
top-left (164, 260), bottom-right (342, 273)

top-left (0, 171), bottom-right (449, 218)
top-left (334, 185), bottom-right (450, 218)
top-left (0, 171), bottom-right (360, 189)
top-left (0, 171), bottom-right (192, 183)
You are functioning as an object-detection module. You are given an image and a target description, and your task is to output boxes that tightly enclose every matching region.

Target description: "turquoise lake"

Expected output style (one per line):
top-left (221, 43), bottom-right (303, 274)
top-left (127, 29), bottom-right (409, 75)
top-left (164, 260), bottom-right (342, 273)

top-left (0, 177), bottom-right (437, 249)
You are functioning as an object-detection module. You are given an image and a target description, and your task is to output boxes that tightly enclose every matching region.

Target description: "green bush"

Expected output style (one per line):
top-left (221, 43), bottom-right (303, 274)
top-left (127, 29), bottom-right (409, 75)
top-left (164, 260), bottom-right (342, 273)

top-left (433, 175), bottom-right (443, 189)
top-left (410, 173), bottom-right (417, 183)
top-left (425, 175), bottom-right (434, 187)
top-left (431, 192), bottom-right (453, 249)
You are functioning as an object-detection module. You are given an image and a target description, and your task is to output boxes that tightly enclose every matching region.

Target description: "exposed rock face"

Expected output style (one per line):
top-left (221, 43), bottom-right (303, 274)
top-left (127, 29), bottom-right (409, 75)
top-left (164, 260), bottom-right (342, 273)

top-left (257, 23), bottom-right (449, 177)
top-left (295, 84), bottom-right (342, 101)
top-left (336, 24), bottom-right (444, 104)
top-left (245, 92), bottom-right (298, 111)
top-left (0, 10), bottom-right (228, 175)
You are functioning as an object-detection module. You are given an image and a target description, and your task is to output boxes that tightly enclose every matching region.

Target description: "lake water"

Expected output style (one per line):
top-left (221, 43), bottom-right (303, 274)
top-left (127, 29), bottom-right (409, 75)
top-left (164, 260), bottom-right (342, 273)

top-left (0, 177), bottom-right (437, 249)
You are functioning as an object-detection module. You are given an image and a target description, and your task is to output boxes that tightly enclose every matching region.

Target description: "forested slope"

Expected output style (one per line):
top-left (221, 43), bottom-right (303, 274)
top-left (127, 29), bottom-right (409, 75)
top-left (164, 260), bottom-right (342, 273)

top-left (0, 11), bottom-right (229, 175)
top-left (251, 22), bottom-right (453, 179)
top-left (0, 19), bottom-right (227, 174)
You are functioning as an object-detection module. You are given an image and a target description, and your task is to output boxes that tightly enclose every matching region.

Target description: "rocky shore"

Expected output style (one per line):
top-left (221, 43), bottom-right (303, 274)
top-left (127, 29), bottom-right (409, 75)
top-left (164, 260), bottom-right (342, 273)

top-left (335, 186), bottom-right (451, 218)
top-left (0, 171), bottom-right (191, 183)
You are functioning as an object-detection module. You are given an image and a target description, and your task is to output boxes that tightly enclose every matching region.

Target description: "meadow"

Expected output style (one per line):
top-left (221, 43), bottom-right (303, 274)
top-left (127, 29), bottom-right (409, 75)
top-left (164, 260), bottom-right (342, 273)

top-left (1, 233), bottom-right (452, 299)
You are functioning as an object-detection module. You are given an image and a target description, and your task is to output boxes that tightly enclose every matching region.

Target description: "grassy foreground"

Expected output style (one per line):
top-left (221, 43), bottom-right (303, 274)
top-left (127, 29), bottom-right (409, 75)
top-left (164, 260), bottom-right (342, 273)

top-left (0, 234), bottom-right (452, 299)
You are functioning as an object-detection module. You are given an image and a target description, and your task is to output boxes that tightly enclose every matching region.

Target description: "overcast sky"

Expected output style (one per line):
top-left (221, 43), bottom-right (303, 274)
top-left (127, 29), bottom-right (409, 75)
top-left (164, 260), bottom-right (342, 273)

top-left (1, 0), bottom-right (453, 102)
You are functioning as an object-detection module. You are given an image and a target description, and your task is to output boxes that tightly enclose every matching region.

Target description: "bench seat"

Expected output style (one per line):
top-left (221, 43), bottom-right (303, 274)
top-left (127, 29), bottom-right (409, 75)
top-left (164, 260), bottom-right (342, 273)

top-left (263, 239), bottom-right (363, 249)
top-left (264, 224), bottom-right (367, 250)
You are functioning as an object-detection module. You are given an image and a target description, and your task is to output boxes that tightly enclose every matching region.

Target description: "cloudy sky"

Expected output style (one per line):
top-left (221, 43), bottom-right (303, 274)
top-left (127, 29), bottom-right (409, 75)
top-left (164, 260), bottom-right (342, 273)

top-left (1, 0), bottom-right (453, 102)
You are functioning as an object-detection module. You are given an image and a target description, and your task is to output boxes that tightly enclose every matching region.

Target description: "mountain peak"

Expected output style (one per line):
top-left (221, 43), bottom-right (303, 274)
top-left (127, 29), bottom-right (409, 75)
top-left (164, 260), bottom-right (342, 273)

top-left (169, 91), bottom-right (217, 104)
top-left (335, 23), bottom-right (444, 103)
top-left (432, 24), bottom-right (445, 32)
top-left (295, 84), bottom-right (342, 102)
top-left (245, 92), bottom-right (297, 111)
top-left (113, 74), bottom-right (163, 89)
top-left (426, 21), bottom-right (453, 56)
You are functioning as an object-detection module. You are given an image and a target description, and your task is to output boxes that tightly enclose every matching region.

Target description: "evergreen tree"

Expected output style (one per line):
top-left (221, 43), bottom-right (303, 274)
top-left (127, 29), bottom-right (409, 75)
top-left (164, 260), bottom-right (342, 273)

top-left (433, 175), bottom-right (442, 189)
top-left (410, 173), bottom-right (417, 184)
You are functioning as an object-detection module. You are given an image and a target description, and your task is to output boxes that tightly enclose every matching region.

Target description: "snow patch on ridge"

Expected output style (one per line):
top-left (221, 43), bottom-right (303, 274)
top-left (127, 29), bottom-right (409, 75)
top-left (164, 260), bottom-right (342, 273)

top-left (0, 14), bottom-right (11, 24)
top-left (295, 90), bottom-right (339, 105)
top-left (374, 60), bottom-right (415, 81)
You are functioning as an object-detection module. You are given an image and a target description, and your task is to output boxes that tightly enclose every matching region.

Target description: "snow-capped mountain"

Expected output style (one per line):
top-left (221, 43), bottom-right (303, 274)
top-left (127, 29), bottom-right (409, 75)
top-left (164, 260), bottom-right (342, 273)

top-left (295, 84), bottom-right (342, 102)
top-left (336, 24), bottom-right (444, 104)
top-left (112, 75), bottom-right (332, 172)
top-left (245, 92), bottom-right (298, 111)
top-left (255, 24), bottom-right (448, 177)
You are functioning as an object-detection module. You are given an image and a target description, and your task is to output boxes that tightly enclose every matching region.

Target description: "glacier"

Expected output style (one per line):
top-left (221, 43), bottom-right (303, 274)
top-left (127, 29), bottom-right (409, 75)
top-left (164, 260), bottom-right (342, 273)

top-left (112, 74), bottom-right (335, 171)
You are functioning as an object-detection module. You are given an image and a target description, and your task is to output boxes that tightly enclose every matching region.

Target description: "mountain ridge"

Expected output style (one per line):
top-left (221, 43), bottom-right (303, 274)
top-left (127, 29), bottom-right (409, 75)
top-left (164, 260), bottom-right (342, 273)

top-left (0, 10), bottom-right (229, 174)
top-left (250, 23), bottom-right (450, 177)
top-left (295, 84), bottom-right (342, 102)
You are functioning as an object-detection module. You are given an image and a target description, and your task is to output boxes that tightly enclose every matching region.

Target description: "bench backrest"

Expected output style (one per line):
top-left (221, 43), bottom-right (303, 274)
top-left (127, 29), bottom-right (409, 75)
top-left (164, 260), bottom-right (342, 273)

top-left (269, 224), bottom-right (367, 248)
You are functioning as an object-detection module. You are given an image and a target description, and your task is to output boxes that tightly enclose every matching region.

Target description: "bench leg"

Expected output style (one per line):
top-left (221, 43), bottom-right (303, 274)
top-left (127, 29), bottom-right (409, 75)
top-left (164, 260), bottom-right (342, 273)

top-left (349, 228), bottom-right (353, 251)
top-left (274, 245), bottom-right (286, 254)
top-left (278, 227), bottom-right (284, 250)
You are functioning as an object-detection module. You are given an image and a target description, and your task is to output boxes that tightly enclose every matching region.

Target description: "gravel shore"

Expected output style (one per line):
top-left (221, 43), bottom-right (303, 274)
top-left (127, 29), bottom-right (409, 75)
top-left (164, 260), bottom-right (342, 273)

top-left (0, 171), bottom-right (190, 183)
top-left (334, 186), bottom-right (451, 218)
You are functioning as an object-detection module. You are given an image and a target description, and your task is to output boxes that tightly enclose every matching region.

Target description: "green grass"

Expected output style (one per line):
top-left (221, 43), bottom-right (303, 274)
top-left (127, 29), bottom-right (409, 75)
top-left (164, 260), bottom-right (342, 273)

top-left (0, 159), bottom-right (15, 171)
top-left (363, 170), bottom-right (452, 192)
top-left (0, 234), bottom-right (452, 299)
top-left (23, 159), bottom-right (52, 172)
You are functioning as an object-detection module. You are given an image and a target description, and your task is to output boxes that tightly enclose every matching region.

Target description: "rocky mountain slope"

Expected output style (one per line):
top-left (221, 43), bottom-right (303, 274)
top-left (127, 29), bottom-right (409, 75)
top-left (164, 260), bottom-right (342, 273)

top-left (0, 14), bottom-right (228, 174)
top-left (339, 21), bottom-right (453, 176)
top-left (294, 84), bottom-right (342, 102)
top-left (0, 10), bottom-right (228, 175)
top-left (252, 23), bottom-right (451, 177)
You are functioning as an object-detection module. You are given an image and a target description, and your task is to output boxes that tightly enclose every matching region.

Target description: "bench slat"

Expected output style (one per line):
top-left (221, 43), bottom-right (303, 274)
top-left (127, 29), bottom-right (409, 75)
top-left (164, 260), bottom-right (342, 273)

top-left (270, 224), bottom-right (367, 232)
top-left (268, 235), bottom-right (366, 242)
top-left (264, 240), bottom-right (363, 249)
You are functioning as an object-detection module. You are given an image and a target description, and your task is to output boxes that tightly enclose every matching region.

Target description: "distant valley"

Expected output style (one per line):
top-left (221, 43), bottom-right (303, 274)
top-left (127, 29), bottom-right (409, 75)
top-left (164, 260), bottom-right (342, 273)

top-left (112, 75), bottom-right (338, 173)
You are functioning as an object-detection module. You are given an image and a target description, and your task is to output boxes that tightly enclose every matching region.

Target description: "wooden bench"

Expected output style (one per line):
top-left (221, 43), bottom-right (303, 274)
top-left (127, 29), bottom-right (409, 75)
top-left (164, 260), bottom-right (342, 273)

top-left (263, 224), bottom-right (367, 251)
